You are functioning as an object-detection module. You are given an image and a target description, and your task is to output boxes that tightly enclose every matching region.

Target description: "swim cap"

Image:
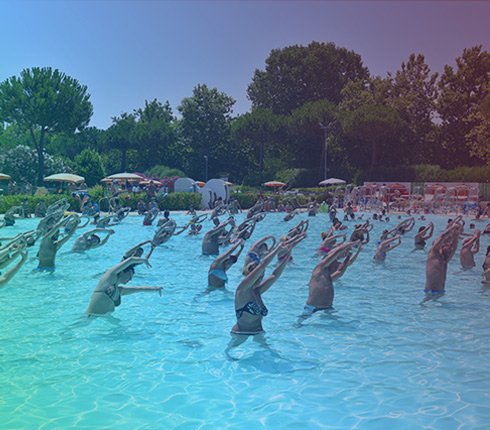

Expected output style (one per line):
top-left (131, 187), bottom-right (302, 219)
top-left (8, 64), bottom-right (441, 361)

top-left (243, 262), bottom-right (258, 276)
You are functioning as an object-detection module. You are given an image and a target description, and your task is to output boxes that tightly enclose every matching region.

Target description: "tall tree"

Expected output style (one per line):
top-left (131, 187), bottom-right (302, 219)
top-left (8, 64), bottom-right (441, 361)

top-left (133, 99), bottom-right (178, 171)
top-left (231, 109), bottom-right (288, 173)
top-left (388, 54), bottom-right (439, 165)
top-left (0, 67), bottom-right (93, 185)
top-left (290, 100), bottom-right (338, 173)
top-left (341, 104), bottom-right (402, 169)
top-left (437, 45), bottom-right (490, 167)
top-left (104, 113), bottom-right (137, 173)
top-left (247, 41), bottom-right (369, 115)
top-left (178, 84), bottom-right (235, 180)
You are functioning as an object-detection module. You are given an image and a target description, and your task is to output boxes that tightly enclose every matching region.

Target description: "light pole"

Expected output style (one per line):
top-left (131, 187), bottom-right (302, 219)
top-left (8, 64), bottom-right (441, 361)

top-left (319, 122), bottom-right (331, 180)
top-left (204, 155), bottom-right (208, 182)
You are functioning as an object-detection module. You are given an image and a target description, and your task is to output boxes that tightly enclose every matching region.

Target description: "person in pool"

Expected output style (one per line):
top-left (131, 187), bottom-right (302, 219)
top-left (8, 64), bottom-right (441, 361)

top-left (71, 228), bottom-right (115, 252)
top-left (423, 222), bottom-right (461, 302)
top-left (122, 240), bottom-right (154, 261)
top-left (394, 217), bottom-right (415, 235)
top-left (208, 239), bottom-right (245, 288)
top-left (373, 235), bottom-right (402, 262)
top-left (481, 245), bottom-right (490, 284)
top-left (202, 218), bottom-right (234, 255)
top-left (318, 231), bottom-right (346, 258)
top-left (414, 222), bottom-right (434, 250)
top-left (37, 214), bottom-right (80, 270)
top-left (152, 219), bottom-right (177, 247)
top-left (460, 229), bottom-right (481, 268)
top-left (231, 243), bottom-right (291, 335)
top-left (85, 256), bottom-right (161, 315)
top-left (0, 244), bottom-right (28, 289)
top-left (242, 235), bottom-right (276, 273)
top-left (305, 242), bottom-right (357, 313)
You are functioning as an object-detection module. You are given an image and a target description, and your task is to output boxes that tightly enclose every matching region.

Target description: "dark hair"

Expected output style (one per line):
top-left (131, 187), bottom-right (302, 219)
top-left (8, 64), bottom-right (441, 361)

top-left (229, 255), bottom-right (238, 263)
top-left (418, 226), bottom-right (425, 233)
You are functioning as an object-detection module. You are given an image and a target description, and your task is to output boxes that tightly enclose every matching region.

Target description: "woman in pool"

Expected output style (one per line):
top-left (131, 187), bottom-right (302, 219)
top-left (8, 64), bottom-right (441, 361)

top-left (414, 222), bottom-right (434, 249)
top-left (318, 231), bottom-right (346, 258)
top-left (208, 239), bottom-right (244, 287)
top-left (373, 235), bottom-right (402, 261)
top-left (86, 256), bottom-right (161, 315)
top-left (242, 235), bottom-right (276, 273)
top-left (232, 243), bottom-right (291, 335)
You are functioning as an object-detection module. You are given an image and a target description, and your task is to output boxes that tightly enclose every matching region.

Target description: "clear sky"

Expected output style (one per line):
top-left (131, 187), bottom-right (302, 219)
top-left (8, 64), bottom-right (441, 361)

top-left (1, 1), bottom-right (489, 130)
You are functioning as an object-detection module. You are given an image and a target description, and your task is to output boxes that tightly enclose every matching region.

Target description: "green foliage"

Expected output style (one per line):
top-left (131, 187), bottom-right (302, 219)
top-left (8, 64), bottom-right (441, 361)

top-left (178, 84), bottom-right (236, 180)
top-left (0, 194), bottom-right (79, 214)
top-left (232, 192), bottom-right (259, 209)
top-left (0, 145), bottom-right (72, 184)
top-left (438, 45), bottom-right (490, 168)
top-left (133, 99), bottom-right (180, 170)
top-left (353, 164), bottom-right (490, 184)
top-left (158, 192), bottom-right (202, 211)
top-left (248, 41), bottom-right (369, 115)
top-left (146, 165), bottom-right (186, 179)
top-left (74, 148), bottom-right (105, 187)
top-left (0, 67), bottom-right (93, 185)
top-left (104, 113), bottom-right (137, 172)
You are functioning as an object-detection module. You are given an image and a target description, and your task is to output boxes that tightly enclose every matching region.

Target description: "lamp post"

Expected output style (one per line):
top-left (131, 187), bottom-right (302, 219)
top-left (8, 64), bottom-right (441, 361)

top-left (204, 155), bottom-right (208, 182)
top-left (319, 122), bottom-right (332, 180)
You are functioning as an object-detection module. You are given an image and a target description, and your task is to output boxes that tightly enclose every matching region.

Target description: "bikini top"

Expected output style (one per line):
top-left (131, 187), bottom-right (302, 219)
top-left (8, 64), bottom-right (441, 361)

top-left (235, 301), bottom-right (268, 319)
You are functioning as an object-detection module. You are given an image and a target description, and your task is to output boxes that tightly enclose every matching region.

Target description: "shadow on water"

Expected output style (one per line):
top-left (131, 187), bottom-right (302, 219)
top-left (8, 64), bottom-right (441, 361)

top-left (224, 333), bottom-right (317, 373)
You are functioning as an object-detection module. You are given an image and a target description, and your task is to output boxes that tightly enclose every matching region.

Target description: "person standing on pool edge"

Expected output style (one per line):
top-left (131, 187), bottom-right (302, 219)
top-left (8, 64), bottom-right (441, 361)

top-left (422, 222), bottom-right (462, 302)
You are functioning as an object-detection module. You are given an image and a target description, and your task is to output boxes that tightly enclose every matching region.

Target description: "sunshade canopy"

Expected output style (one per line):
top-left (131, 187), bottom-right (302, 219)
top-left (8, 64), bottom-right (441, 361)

top-left (319, 178), bottom-right (346, 186)
top-left (44, 173), bottom-right (85, 183)
top-left (101, 173), bottom-right (145, 183)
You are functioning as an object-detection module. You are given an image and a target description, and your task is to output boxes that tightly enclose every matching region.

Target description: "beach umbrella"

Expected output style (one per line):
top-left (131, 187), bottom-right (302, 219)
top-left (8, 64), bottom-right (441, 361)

top-left (319, 178), bottom-right (346, 186)
top-left (101, 172), bottom-right (145, 183)
top-left (140, 180), bottom-right (163, 185)
top-left (0, 173), bottom-right (11, 180)
top-left (264, 181), bottom-right (286, 192)
top-left (44, 173), bottom-right (85, 183)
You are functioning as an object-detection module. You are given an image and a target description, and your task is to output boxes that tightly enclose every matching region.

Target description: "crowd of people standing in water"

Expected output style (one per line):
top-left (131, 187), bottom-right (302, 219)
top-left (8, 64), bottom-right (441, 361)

top-left (2, 194), bottom-right (490, 337)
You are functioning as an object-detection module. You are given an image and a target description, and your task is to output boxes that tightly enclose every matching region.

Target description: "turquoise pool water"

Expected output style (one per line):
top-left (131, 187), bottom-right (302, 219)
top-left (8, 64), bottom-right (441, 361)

top-left (1, 212), bottom-right (490, 429)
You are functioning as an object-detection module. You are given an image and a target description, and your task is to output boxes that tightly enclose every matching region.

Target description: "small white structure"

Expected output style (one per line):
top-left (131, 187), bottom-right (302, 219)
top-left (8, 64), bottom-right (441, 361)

top-left (174, 178), bottom-right (200, 194)
top-left (201, 179), bottom-right (230, 209)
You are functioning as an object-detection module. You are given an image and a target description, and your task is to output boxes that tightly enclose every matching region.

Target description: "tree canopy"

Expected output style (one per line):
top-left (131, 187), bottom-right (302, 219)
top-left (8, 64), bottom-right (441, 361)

top-left (0, 67), bottom-right (93, 185)
top-left (247, 41), bottom-right (369, 115)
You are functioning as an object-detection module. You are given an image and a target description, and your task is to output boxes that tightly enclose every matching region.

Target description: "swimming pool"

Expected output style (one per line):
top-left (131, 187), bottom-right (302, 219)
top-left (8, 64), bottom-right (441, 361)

top-left (1, 212), bottom-right (489, 429)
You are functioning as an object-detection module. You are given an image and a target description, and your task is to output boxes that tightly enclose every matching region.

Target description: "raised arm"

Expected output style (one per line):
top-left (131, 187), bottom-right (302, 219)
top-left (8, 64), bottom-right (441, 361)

top-left (0, 247), bottom-right (28, 289)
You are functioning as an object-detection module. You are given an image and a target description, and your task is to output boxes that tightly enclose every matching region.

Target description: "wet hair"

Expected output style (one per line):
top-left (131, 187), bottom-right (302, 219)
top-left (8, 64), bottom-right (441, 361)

top-left (418, 226), bottom-right (425, 233)
top-left (229, 255), bottom-right (238, 263)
